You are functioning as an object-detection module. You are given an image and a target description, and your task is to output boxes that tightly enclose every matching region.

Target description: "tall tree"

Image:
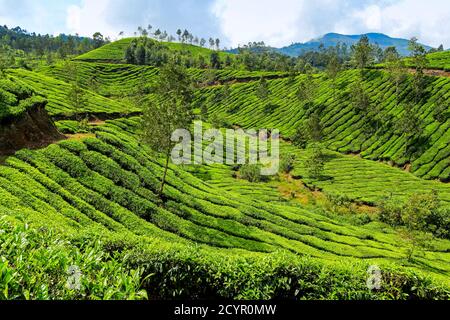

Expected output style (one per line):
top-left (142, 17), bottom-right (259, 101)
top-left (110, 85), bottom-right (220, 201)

top-left (351, 35), bottom-right (374, 75)
top-left (384, 46), bottom-right (407, 105)
top-left (296, 64), bottom-right (316, 113)
top-left (408, 37), bottom-right (428, 103)
top-left (140, 62), bottom-right (194, 196)
top-left (215, 38), bottom-right (220, 50)
top-left (256, 77), bottom-right (270, 100)
top-left (305, 143), bottom-right (326, 179)
top-left (433, 95), bottom-right (448, 123)
top-left (326, 52), bottom-right (341, 98)
top-left (92, 32), bottom-right (105, 48)
top-left (210, 52), bottom-right (221, 69)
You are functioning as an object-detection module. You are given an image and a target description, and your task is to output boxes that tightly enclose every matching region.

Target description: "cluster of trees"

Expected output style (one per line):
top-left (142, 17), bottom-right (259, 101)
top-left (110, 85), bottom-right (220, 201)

top-left (347, 36), bottom-right (437, 156)
top-left (126, 25), bottom-right (222, 50)
top-left (0, 25), bottom-right (108, 59)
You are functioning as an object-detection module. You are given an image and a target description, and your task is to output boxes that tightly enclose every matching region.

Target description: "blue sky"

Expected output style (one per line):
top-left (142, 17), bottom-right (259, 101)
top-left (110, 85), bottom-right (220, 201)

top-left (1, 0), bottom-right (450, 48)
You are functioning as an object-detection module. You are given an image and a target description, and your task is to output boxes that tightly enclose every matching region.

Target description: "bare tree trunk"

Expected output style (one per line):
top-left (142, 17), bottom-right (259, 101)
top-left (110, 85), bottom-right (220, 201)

top-left (159, 148), bottom-right (171, 196)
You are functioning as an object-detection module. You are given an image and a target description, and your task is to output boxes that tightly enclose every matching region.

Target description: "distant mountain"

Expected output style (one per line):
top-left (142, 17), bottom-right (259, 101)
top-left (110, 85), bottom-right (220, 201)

top-left (277, 33), bottom-right (433, 57)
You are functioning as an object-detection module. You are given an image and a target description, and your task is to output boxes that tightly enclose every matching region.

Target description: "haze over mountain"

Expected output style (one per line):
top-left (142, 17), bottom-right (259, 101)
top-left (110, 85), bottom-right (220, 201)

top-left (276, 32), bottom-right (433, 57)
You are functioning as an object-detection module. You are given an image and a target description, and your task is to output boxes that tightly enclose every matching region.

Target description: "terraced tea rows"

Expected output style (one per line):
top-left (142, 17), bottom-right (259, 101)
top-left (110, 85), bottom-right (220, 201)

top-left (75, 38), bottom-right (233, 62)
top-left (38, 61), bottom-right (287, 99)
top-left (1, 118), bottom-right (449, 280)
top-left (199, 69), bottom-right (450, 181)
top-left (6, 69), bottom-right (138, 117)
top-left (407, 50), bottom-right (450, 71)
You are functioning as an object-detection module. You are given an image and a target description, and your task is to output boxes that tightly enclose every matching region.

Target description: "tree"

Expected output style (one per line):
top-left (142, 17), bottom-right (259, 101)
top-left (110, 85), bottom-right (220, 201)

top-left (154, 29), bottom-right (162, 39)
top-left (351, 79), bottom-right (371, 115)
top-left (215, 38), bottom-right (220, 50)
top-left (63, 61), bottom-right (87, 120)
top-left (292, 110), bottom-right (322, 149)
top-left (351, 35), bottom-right (374, 75)
top-left (307, 111), bottom-right (323, 142)
top-left (200, 38), bottom-right (206, 47)
top-left (67, 83), bottom-right (88, 121)
top-left (0, 48), bottom-right (8, 77)
top-left (256, 77), bottom-right (270, 100)
top-left (210, 52), bottom-right (221, 69)
top-left (182, 29), bottom-right (189, 43)
top-left (140, 62), bottom-right (194, 196)
top-left (399, 103), bottom-right (423, 138)
top-left (125, 45), bottom-right (135, 64)
top-left (92, 32), bottom-right (104, 48)
top-left (384, 46), bottom-right (407, 104)
top-left (296, 65), bottom-right (316, 112)
top-left (135, 45), bottom-right (146, 65)
top-left (408, 37), bottom-right (428, 103)
top-left (437, 44), bottom-right (444, 52)
top-left (326, 52), bottom-right (341, 98)
top-left (279, 154), bottom-right (296, 174)
top-left (433, 95), bottom-right (448, 123)
top-left (305, 143), bottom-right (326, 179)
top-left (176, 29), bottom-right (182, 42)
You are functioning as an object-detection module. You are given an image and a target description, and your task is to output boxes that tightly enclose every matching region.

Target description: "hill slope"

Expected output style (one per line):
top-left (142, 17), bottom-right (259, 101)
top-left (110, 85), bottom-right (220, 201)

top-left (199, 69), bottom-right (450, 182)
top-left (278, 33), bottom-right (433, 57)
top-left (75, 38), bottom-right (233, 63)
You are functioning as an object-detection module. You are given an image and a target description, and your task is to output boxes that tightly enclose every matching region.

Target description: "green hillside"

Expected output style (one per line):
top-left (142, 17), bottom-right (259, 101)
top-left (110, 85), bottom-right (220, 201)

top-left (6, 69), bottom-right (138, 117)
top-left (1, 35), bottom-right (450, 301)
top-left (0, 78), bottom-right (45, 122)
top-left (199, 69), bottom-right (450, 182)
top-left (37, 61), bottom-right (287, 98)
top-left (1, 118), bottom-right (450, 296)
top-left (75, 38), bottom-right (233, 63)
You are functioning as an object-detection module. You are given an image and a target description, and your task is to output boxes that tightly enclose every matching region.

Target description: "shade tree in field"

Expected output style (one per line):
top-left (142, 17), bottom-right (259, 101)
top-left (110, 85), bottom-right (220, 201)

top-left (64, 60), bottom-right (87, 120)
top-left (433, 95), bottom-right (449, 123)
top-left (210, 52), bottom-right (221, 69)
top-left (408, 37), bottom-right (428, 104)
top-left (256, 77), bottom-right (270, 100)
top-left (296, 64), bottom-right (316, 113)
top-left (292, 110), bottom-right (323, 149)
top-left (305, 142), bottom-right (326, 180)
top-left (350, 79), bottom-right (371, 115)
top-left (351, 35), bottom-right (375, 75)
top-left (384, 46), bottom-right (407, 105)
top-left (326, 52), bottom-right (341, 98)
top-left (140, 62), bottom-right (194, 196)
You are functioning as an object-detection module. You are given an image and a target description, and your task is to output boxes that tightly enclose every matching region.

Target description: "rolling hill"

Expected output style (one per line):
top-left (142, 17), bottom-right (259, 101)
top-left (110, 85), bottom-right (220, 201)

top-left (1, 37), bottom-right (450, 300)
top-left (278, 33), bottom-right (434, 57)
top-left (75, 37), bottom-right (233, 63)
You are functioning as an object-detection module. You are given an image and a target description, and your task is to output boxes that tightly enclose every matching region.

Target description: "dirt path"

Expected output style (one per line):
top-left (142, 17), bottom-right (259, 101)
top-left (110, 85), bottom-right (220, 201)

top-left (65, 133), bottom-right (97, 141)
top-left (407, 68), bottom-right (450, 78)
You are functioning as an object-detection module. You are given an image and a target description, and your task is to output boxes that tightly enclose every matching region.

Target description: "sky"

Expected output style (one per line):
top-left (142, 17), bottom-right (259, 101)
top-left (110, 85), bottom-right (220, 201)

top-left (1, 0), bottom-right (450, 49)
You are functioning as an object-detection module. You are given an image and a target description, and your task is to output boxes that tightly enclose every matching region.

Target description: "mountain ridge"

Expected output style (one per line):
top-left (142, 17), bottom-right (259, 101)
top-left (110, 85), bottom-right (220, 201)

top-left (229, 33), bottom-right (435, 57)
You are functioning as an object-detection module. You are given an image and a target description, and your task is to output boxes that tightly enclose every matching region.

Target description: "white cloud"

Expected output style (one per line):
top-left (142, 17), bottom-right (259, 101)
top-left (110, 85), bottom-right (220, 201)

top-left (212, 0), bottom-right (303, 47)
top-left (66, 0), bottom-right (119, 38)
top-left (212, 0), bottom-right (450, 48)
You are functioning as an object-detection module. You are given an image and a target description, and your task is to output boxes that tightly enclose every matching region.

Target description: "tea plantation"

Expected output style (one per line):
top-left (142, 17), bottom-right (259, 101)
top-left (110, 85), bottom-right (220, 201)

top-left (1, 39), bottom-right (450, 300)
